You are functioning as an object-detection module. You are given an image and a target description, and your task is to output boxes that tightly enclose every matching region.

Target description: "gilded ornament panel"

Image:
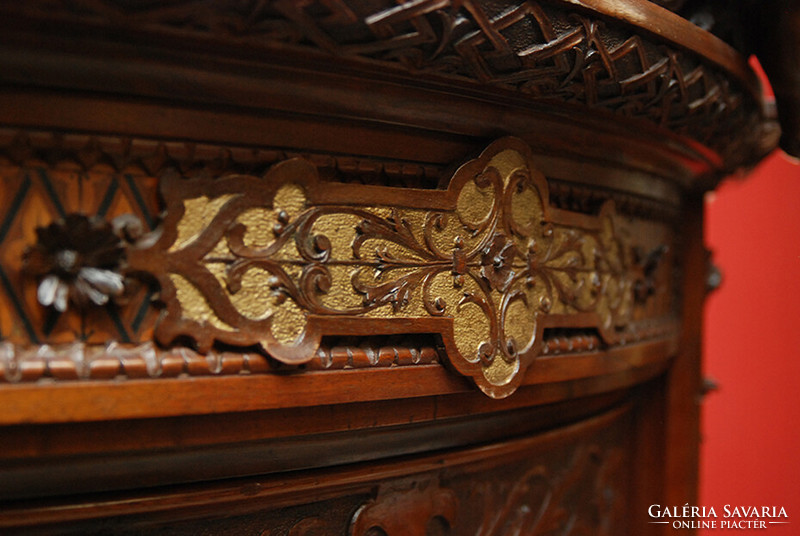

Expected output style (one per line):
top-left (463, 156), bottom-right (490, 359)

top-left (126, 138), bottom-right (674, 397)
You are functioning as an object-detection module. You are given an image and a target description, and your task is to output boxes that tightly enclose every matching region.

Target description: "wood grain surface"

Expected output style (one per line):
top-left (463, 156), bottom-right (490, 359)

top-left (0, 0), bottom-right (781, 534)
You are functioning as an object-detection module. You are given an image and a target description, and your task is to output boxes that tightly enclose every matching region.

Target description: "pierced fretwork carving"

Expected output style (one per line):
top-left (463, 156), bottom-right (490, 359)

top-left (128, 137), bottom-right (673, 397)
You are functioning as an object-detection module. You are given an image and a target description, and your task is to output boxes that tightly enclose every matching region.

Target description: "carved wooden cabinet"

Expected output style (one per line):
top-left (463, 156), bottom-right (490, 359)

top-left (0, 1), bottom-right (788, 534)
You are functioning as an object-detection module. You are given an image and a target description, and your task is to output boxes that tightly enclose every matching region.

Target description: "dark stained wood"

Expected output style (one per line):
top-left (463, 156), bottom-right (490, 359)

top-left (664, 195), bottom-right (706, 513)
top-left (0, 340), bottom-right (672, 424)
top-left (0, 405), bottom-right (632, 533)
top-left (630, 376), bottom-right (669, 534)
top-left (0, 393), bottom-right (626, 501)
top-left (745, 0), bottom-right (800, 156)
top-left (0, 0), bottom-right (784, 533)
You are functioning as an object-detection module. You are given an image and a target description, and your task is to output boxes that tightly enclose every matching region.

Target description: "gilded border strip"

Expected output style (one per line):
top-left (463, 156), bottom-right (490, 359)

top-left (128, 138), bottom-right (672, 397)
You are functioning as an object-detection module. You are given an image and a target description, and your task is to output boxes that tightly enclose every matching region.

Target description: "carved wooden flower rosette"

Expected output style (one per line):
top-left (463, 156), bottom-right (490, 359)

top-left (129, 138), bottom-right (640, 398)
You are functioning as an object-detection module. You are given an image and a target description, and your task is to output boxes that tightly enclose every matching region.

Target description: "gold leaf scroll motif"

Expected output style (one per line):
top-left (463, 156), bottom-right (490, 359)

top-left (128, 138), bottom-right (639, 398)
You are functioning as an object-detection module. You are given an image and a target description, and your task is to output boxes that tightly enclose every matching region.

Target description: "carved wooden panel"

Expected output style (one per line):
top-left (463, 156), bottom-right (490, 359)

top-left (0, 1), bottom-right (779, 533)
top-left (0, 133), bottom-right (676, 397)
top-left (59, 405), bottom-right (631, 535)
top-left (347, 440), bottom-right (628, 536)
top-left (123, 137), bottom-right (674, 397)
top-left (0, 128), bottom-right (445, 349)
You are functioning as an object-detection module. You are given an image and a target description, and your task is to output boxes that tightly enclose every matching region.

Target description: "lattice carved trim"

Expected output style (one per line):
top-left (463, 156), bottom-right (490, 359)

top-left (0, 0), bottom-right (771, 166)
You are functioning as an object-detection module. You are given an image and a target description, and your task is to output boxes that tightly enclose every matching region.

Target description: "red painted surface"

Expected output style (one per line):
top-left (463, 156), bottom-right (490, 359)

top-left (701, 150), bottom-right (800, 533)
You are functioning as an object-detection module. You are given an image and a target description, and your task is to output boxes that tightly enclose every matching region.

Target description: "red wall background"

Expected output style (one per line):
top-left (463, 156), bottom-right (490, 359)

top-left (700, 149), bottom-right (800, 533)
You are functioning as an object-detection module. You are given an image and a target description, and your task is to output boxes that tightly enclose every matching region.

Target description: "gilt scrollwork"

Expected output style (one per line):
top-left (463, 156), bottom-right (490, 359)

top-left (128, 138), bottom-right (662, 397)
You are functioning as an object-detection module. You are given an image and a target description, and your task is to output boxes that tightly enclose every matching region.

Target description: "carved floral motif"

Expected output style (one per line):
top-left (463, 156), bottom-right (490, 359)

top-left (127, 138), bottom-right (669, 397)
top-left (23, 214), bottom-right (127, 312)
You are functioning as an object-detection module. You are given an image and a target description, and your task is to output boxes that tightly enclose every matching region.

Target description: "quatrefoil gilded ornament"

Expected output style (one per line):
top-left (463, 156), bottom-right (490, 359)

top-left (128, 138), bottom-right (642, 397)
